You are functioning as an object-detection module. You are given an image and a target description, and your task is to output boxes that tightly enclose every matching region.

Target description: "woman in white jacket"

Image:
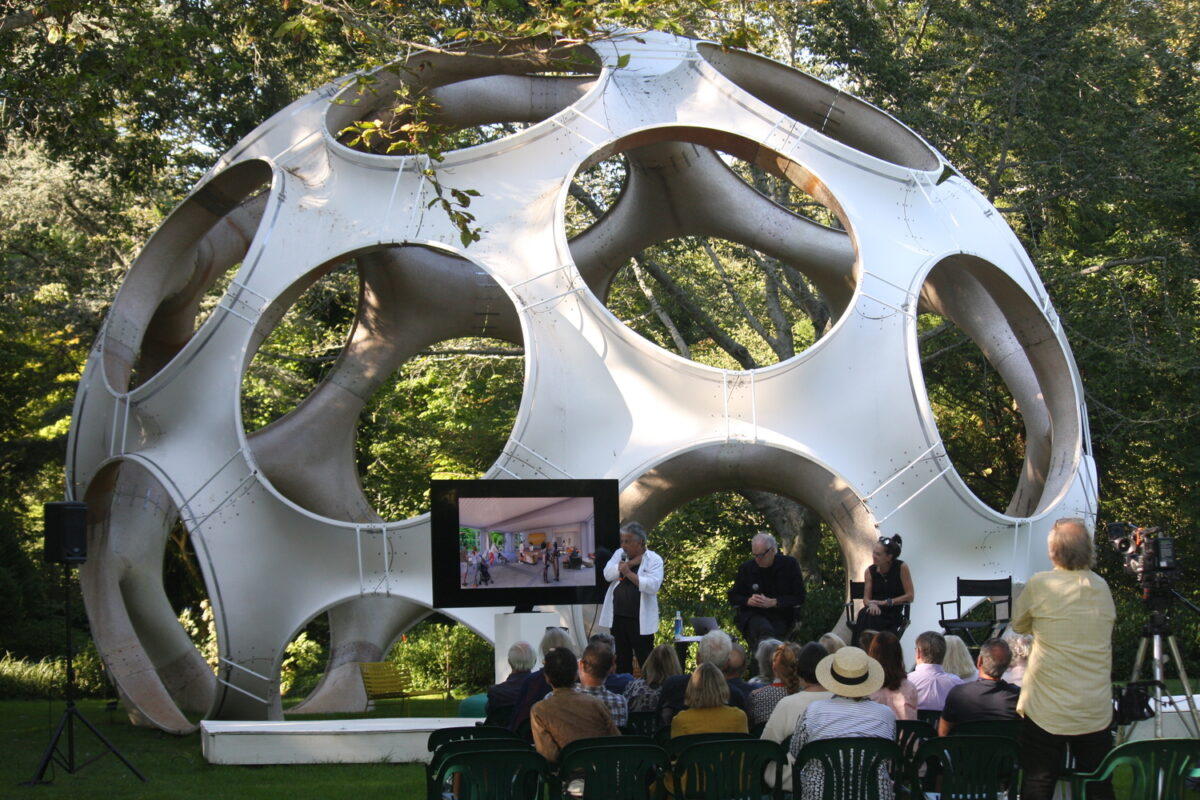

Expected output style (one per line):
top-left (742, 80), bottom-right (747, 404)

top-left (599, 521), bottom-right (664, 674)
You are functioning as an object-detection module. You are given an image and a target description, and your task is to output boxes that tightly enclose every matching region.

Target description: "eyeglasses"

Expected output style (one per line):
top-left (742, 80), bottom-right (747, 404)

top-left (752, 547), bottom-right (775, 559)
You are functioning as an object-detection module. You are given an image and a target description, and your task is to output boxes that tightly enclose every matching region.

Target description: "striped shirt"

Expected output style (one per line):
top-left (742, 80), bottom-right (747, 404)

top-left (790, 696), bottom-right (896, 800)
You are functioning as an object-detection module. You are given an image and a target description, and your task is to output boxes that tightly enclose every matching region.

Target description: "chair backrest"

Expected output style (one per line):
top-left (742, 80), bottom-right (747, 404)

top-left (431, 747), bottom-right (548, 800)
top-left (914, 735), bottom-right (1018, 799)
top-left (949, 718), bottom-right (1022, 741)
top-left (426, 738), bottom-right (533, 799)
top-left (558, 735), bottom-right (651, 766)
top-left (557, 742), bottom-right (669, 800)
top-left (848, 581), bottom-right (866, 601)
top-left (665, 731), bottom-right (753, 761)
top-left (1077, 737), bottom-right (1200, 799)
top-left (621, 710), bottom-right (658, 737)
top-left (956, 577), bottom-right (1013, 618)
top-left (793, 737), bottom-right (902, 800)
top-left (671, 737), bottom-right (785, 800)
top-left (894, 719), bottom-right (937, 769)
top-left (427, 724), bottom-right (519, 752)
top-left (916, 709), bottom-right (941, 728)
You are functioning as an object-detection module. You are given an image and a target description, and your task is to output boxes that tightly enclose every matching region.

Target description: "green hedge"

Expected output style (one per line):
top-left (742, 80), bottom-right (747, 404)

top-left (388, 619), bottom-right (493, 698)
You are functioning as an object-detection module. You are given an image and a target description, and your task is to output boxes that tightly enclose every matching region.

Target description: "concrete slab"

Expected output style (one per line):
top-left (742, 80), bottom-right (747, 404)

top-left (200, 717), bottom-right (473, 765)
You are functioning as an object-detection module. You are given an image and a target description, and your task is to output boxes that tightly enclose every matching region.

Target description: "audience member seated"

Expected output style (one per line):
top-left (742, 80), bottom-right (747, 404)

top-left (943, 634), bottom-right (978, 682)
top-left (724, 640), bottom-right (754, 699)
top-left (867, 631), bottom-right (918, 721)
top-left (656, 629), bottom-right (748, 727)
top-left (570, 641), bottom-right (629, 728)
top-left (818, 632), bottom-right (846, 654)
top-left (1001, 632), bottom-right (1032, 687)
top-left (790, 647), bottom-right (896, 800)
top-left (510, 626), bottom-right (576, 732)
top-left (486, 640), bottom-right (535, 716)
top-left (670, 662), bottom-right (749, 737)
top-left (748, 637), bottom-right (783, 686)
top-left (530, 647), bottom-right (619, 763)
top-left (858, 628), bottom-right (879, 654)
top-left (588, 632), bottom-right (634, 693)
top-left (622, 643), bottom-right (682, 712)
top-left (761, 642), bottom-right (832, 789)
top-left (907, 630), bottom-right (964, 712)
top-left (939, 637), bottom-right (1020, 736)
top-left (747, 641), bottom-right (804, 726)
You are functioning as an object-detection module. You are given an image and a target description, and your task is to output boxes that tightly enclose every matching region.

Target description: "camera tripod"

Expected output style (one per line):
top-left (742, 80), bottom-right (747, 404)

top-left (1119, 594), bottom-right (1200, 743)
top-left (23, 563), bottom-right (145, 785)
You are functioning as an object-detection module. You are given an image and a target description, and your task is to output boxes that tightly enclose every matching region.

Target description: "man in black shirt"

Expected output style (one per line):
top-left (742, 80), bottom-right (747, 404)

top-left (728, 531), bottom-right (805, 648)
top-left (939, 637), bottom-right (1020, 736)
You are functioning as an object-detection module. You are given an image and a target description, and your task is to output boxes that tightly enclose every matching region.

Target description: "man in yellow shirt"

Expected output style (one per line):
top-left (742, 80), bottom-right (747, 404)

top-left (1012, 518), bottom-right (1115, 800)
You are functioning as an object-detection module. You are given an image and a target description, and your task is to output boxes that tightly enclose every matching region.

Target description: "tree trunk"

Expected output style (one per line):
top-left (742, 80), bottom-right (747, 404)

top-left (739, 490), bottom-right (824, 584)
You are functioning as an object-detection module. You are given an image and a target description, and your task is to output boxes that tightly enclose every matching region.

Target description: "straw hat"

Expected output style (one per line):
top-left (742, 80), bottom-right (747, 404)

top-left (815, 646), bottom-right (884, 697)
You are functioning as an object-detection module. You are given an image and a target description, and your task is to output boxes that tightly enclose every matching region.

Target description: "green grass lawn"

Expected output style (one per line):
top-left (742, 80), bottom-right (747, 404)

top-left (0, 698), bottom-right (442, 799)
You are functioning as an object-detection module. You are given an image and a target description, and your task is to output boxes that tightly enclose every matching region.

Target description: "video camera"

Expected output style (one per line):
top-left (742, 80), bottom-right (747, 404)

top-left (1107, 522), bottom-right (1176, 608)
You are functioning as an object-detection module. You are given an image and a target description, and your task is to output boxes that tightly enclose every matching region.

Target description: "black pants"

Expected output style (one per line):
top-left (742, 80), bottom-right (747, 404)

top-left (851, 606), bottom-right (904, 646)
top-left (738, 612), bottom-right (791, 651)
top-left (611, 615), bottom-right (653, 674)
top-left (1019, 715), bottom-right (1113, 800)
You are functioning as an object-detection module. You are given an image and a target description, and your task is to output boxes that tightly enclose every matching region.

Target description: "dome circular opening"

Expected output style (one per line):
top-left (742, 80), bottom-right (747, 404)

top-left (567, 130), bottom-right (857, 370)
top-left (327, 46), bottom-right (601, 157)
top-left (915, 254), bottom-right (1081, 517)
top-left (102, 160), bottom-right (273, 392)
top-left (241, 244), bottom-right (524, 522)
top-left (696, 43), bottom-right (939, 171)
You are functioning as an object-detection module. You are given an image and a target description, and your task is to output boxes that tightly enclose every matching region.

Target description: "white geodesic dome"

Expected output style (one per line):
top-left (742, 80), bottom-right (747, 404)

top-left (66, 31), bottom-right (1096, 732)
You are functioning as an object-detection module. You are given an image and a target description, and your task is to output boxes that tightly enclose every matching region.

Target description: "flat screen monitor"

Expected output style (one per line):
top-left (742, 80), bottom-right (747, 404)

top-left (430, 479), bottom-right (619, 611)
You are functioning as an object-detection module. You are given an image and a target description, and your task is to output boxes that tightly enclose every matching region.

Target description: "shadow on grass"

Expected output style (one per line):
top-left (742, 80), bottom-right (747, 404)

top-left (0, 698), bottom-right (447, 799)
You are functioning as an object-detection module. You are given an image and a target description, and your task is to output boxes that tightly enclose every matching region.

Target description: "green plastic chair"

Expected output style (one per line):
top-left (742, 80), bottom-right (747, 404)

top-left (431, 747), bottom-right (549, 800)
top-left (947, 718), bottom-right (1023, 741)
top-left (556, 741), bottom-right (668, 799)
top-left (557, 734), bottom-right (651, 766)
top-left (426, 738), bottom-right (533, 800)
top-left (792, 737), bottom-right (902, 800)
top-left (671, 737), bottom-right (786, 800)
top-left (912, 734), bottom-right (1018, 799)
top-left (894, 720), bottom-right (937, 798)
top-left (427, 723), bottom-right (520, 753)
top-left (622, 710), bottom-right (659, 737)
top-left (1067, 737), bottom-right (1200, 799)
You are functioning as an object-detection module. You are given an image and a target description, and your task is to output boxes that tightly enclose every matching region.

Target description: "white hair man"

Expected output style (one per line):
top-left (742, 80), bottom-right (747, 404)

top-left (486, 640), bottom-right (536, 716)
top-left (728, 531), bottom-right (806, 648)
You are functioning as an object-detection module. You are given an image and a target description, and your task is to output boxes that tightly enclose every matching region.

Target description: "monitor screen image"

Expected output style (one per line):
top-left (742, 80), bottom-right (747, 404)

top-left (429, 479), bottom-right (619, 610)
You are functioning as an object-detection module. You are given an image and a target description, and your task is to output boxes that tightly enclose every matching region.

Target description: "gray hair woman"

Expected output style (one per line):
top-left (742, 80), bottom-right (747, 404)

top-left (750, 637), bottom-right (783, 685)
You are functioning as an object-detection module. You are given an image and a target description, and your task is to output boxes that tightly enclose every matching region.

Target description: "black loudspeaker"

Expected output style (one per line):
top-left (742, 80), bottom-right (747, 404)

top-left (44, 501), bottom-right (88, 564)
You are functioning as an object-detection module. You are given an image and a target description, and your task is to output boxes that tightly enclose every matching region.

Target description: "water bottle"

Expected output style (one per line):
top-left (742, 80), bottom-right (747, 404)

top-left (674, 610), bottom-right (683, 638)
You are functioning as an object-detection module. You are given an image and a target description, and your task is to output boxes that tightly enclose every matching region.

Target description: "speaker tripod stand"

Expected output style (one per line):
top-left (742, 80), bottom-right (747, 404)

top-left (23, 562), bottom-right (146, 785)
top-left (1119, 597), bottom-right (1200, 743)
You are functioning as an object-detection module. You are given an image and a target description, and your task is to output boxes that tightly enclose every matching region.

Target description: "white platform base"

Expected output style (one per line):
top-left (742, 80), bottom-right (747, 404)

top-left (200, 717), bottom-right (471, 765)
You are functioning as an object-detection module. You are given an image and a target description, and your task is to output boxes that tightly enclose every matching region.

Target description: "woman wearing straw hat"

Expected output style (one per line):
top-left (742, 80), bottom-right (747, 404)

top-left (788, 646), bottom-right (896, 800)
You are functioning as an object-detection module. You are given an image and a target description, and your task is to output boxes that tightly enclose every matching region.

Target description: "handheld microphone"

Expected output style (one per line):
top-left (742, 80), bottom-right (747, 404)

top-left (619, 551), bottom-right (628, 580)
top-left (751, 583), bottom-right (759, 593)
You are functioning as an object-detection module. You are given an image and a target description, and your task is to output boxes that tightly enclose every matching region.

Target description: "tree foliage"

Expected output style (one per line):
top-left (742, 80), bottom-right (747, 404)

top-left (0, 0), bottom-right (1196, 682)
